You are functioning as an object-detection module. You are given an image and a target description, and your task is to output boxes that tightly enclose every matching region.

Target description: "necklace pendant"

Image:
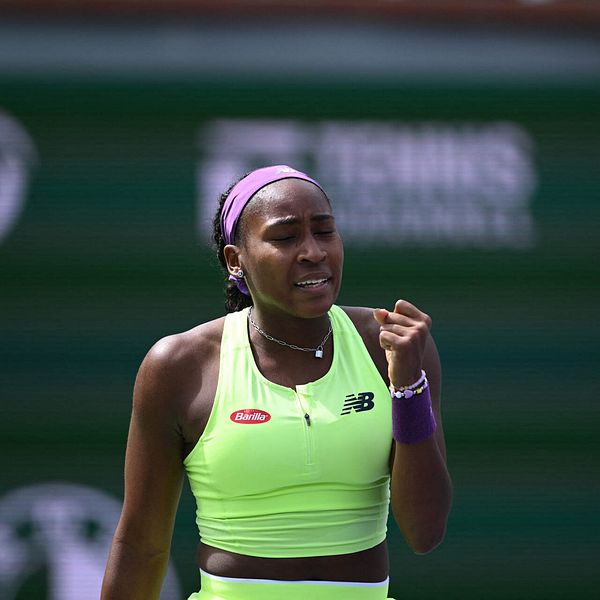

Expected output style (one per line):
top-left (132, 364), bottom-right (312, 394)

top-left (248, 307), bottom-right (331, 359)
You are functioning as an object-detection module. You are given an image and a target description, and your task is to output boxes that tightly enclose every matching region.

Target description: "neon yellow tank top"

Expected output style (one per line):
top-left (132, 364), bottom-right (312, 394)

top-left (183, 305), bottom-right (392, 558)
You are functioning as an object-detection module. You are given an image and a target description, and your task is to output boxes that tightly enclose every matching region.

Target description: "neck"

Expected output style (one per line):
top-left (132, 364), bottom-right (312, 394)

top-left (248, 306), bottom-right (331, 349)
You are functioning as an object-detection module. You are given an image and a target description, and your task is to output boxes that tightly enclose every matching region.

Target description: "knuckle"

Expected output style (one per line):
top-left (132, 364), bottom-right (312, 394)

top-left (416, 321), bottom-right (429, 334)
top-left (379, 329), bottom-right (392, 343)
top-left (407, 331), bottom-right (423, 347)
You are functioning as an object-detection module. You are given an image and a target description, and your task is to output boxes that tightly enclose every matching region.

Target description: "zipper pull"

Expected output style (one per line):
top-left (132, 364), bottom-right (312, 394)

top-left (304, 413), bottom-right (312, 427)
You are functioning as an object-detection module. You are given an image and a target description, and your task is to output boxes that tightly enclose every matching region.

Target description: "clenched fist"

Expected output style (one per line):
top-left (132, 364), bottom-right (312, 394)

top-left (373, 299), bottom-right (432, 389)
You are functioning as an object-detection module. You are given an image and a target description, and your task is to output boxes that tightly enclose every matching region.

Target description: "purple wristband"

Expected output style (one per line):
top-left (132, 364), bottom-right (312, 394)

top-left (392, 386), bottom-right (437, 444)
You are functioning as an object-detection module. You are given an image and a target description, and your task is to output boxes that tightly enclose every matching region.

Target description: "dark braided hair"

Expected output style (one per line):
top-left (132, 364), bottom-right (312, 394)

top-left (212, 175), bottom-right (254, 313)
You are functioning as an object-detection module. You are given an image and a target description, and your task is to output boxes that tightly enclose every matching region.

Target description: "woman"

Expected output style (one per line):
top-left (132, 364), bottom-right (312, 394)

top-left (101, 165), bottom-right (452, 600)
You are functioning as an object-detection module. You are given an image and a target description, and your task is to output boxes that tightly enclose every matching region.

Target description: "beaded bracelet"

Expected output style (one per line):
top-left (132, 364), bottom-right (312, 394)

top-left (403, 369), bottom-right (427, 390)
top-left (390, 370), bottom-right (429, 399)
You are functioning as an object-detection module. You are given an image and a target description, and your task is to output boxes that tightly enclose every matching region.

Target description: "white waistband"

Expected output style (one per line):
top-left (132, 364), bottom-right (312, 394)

top-left (200, 569), bottom-right (389, 587)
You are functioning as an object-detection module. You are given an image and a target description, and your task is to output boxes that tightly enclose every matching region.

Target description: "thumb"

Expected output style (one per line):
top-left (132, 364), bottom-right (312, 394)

top-left (373, 308), bottom-right (389, 325)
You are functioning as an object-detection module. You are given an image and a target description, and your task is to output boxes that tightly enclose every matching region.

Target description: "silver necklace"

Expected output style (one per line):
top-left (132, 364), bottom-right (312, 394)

top-left (248, 307), bottom-right (332, 359)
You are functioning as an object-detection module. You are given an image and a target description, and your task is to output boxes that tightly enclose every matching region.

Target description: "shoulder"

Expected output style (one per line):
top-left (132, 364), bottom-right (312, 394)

top-left (133, 316), bottom-right (226, 414)
top-left (142, 316), bottom-right (225, 378)
top-left (145, 316), bottom-right (225, 369)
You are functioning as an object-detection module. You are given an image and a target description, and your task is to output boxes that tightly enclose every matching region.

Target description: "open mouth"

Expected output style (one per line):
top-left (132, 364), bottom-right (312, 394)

top-left (294, 277), bottom-right (330, 289)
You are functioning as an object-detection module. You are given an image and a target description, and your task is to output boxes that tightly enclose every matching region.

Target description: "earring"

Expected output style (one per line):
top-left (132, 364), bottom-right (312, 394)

top-left (237, 270), bottom-right (244, 279)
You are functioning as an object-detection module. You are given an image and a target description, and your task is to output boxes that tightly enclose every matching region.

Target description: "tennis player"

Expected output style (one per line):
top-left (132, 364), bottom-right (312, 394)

top-left (101, 165), bottom-right (452, 600)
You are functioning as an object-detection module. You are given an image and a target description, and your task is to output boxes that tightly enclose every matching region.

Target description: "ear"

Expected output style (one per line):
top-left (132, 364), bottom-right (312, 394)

top-left (223, 244), bottom-right (243, 276)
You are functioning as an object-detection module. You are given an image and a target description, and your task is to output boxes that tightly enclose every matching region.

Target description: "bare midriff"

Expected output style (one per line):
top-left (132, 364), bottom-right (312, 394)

top-left (197, 540), bottom-right (389, 583)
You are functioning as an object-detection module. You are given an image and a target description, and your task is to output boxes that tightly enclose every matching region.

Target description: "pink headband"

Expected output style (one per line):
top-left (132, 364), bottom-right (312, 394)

top-left (220, 165), bottom-right (326, 295)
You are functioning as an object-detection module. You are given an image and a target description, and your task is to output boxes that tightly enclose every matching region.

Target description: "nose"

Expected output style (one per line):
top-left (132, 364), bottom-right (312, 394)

top-left (298, 233), bottom-right (327, 263)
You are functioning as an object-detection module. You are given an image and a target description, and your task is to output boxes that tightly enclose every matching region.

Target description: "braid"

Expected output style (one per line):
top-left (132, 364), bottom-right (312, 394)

top-left (212, 176), bottom-right (254, 313)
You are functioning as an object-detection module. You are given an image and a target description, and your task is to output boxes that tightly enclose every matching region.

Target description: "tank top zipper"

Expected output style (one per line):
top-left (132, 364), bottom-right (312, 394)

top-left (295, 391), bottom-right (314, 465)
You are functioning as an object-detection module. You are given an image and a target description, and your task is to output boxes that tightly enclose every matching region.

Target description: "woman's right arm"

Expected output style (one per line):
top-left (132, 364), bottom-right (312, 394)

top-left (101, 336), bottom-right (189, 599)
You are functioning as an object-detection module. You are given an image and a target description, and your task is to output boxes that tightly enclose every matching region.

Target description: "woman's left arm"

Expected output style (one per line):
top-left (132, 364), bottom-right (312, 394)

top-left (373, 300), bottom-right (453, 554)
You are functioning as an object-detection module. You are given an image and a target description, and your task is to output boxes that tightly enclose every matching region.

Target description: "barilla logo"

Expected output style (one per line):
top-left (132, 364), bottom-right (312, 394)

top-left (230, 409), bottom-right (271, 424)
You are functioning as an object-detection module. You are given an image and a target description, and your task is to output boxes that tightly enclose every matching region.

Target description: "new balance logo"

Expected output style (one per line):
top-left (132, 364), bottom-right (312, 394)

top-left (341, 392), bottom-right (375, 415)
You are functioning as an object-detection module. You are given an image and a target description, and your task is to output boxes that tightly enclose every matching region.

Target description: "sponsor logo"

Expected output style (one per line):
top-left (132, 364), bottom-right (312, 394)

top-left (230, 409), bottom-right (271, 424)
top-left (198, 119), bottom-right (537, 249)
top-left (341, 391), bottom-right (375, 415)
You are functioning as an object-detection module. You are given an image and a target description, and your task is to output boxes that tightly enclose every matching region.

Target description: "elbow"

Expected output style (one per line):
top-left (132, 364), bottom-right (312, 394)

top-left (407, 524), bottom-right (447, 555)
top-left (394, 474), bottom-right (453, 555)
top-left (110, 534), bottom-right (171, 566)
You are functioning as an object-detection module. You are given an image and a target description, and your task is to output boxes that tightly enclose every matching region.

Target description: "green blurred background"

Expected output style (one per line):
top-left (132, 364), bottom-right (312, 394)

top-left (1, 5), bottom-right (599, 599)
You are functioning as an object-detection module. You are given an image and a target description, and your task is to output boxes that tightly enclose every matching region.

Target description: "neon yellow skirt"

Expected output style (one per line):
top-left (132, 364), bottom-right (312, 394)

top-left (188, 569), bottom-right (396, 600)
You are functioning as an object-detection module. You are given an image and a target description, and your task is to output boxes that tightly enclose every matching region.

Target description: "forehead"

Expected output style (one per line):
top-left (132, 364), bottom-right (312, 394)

top-left (244, 179), bottom-right (332, 224)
